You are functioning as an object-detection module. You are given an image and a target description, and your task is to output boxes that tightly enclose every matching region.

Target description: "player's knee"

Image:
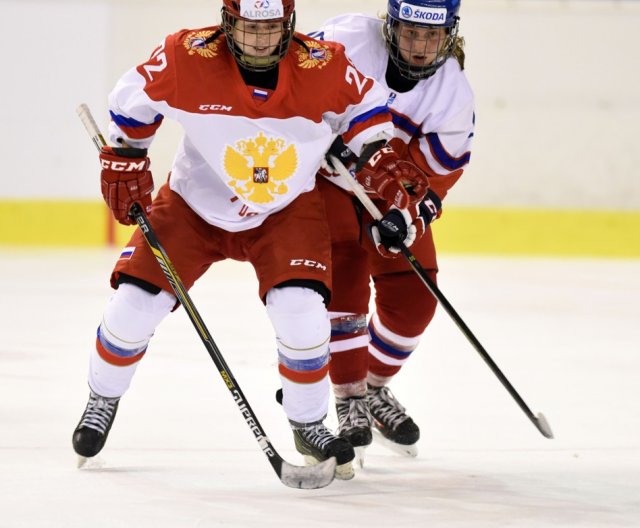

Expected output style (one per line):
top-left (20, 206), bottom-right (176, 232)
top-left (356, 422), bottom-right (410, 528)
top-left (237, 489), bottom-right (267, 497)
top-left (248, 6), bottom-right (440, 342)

top-left (376, 271), bottom-right (437, 334)
top-left (100, 283), bottom-right (176, 354)
top-left (266, 286), bottom-right (330, 354)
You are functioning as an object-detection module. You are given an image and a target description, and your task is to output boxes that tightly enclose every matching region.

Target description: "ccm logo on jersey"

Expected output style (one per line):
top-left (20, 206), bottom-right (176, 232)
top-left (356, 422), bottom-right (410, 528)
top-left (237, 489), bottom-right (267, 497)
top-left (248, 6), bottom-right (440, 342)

top-left (199, 104), bottom-right (233, 112)
top-left (399, 3), bottom-right (447, 24)
top-left (100, 159), bottom-right (146, 172)
top-left (290, 259), bottom-right (327, 271)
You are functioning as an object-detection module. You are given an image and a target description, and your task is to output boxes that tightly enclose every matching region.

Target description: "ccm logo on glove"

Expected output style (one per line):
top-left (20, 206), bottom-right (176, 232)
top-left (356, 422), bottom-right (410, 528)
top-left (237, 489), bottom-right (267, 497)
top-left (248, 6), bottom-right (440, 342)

top-left (100, 158), bottom-right (148, 172)
top-left (99, 146), bottom-right (154, 226)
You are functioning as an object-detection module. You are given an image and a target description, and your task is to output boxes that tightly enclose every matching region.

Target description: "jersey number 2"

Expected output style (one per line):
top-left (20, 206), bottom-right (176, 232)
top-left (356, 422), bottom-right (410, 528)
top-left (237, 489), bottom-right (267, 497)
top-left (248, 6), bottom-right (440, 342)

top-left (345, 65), bottom-right (367, 95)
top-left (143, 42), bottom-right (167, 81)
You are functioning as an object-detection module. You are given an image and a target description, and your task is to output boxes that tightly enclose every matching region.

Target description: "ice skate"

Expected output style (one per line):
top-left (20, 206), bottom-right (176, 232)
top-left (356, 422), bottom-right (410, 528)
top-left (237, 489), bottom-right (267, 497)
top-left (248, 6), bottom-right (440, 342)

top-left (367, 384), bottom-right (419, 457)
top-left (72, 390), bottom-right (120, 465)
top-left (335, 396), bottom-right (372, 468)
top-left (292, 420), bottom-right (356, 480)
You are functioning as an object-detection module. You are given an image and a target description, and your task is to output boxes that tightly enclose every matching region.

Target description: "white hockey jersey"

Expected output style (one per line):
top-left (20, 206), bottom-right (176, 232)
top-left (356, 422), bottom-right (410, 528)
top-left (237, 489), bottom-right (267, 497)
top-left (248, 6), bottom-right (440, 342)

top-left (107, 27), bottom-right (393, 231)
top-left (311, 14), bottom-right (475, 202)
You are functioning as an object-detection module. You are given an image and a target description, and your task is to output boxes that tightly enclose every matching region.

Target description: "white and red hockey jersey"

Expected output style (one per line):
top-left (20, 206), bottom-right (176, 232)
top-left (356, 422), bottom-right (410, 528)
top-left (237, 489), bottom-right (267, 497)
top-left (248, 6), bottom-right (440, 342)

top-left (107, 27), bottom-right (393, 231)
top-left (311, 14), bottom-right (475, 202)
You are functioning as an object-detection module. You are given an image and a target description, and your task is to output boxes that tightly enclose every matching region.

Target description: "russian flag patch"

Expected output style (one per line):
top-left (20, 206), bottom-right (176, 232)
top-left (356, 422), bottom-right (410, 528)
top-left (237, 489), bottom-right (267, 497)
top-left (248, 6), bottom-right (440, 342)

top-left (119, 247), bottom-right (136, 260)
top-left (253, 88), bottom-right (269, 100)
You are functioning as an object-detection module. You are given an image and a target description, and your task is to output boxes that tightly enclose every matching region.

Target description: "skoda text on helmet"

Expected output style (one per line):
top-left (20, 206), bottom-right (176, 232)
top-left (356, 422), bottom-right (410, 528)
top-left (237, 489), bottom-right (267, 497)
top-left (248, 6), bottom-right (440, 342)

top-left (221, 0), bottom-right (296, 72)
top-left (384, 0), bottom-right (461, 80)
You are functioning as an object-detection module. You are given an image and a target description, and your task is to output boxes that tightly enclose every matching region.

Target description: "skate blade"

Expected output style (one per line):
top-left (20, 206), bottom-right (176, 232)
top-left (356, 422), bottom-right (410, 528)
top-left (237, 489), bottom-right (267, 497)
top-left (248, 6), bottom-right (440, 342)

top-left (303, 455), bottom-right (355, 480)
top-left (76, 455), bottom-right (106, 469)
top-left (335, 461), bottom-right (355, 480)
top-left (372, 428), bottom-right (418, 457)
top-left (354, 446), bottom-right (367, 469)
top-left (280, 457), bottom-right (336, 489)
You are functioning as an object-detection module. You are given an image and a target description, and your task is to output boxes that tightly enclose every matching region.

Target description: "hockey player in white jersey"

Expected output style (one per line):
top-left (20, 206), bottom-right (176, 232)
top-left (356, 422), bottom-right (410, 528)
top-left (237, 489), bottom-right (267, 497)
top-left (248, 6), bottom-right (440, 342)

top-left (71, 0), bottom-right (430, 480)
top-left (311, 0), bottom-right (475, 457)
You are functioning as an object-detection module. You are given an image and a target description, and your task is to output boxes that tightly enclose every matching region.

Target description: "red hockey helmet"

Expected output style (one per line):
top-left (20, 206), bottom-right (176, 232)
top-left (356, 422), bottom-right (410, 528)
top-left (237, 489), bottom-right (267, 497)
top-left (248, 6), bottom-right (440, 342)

top-left (221, 0), bottom-right (296, 71)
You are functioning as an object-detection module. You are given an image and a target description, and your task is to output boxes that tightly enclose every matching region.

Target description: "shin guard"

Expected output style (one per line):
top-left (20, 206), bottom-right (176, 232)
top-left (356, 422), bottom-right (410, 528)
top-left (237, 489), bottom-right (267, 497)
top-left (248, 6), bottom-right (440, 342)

top-left (266, 287), bottom-right (330, 424)
top-left (88, 283), bottom-right (175, 397)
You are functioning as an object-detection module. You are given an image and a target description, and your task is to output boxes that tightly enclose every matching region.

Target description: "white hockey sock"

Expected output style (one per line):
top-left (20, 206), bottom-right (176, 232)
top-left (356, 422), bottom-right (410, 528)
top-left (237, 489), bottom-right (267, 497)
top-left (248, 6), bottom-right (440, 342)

top-left (266, 286), bottom-right (330, 425)
top-left (88, 283), bottom-right (175, 398)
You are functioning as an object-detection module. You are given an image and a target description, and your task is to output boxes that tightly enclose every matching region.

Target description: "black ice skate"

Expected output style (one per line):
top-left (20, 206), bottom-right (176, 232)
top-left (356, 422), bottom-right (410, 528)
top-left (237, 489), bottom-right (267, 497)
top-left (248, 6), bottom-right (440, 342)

top-left (335, 396), bottom-right (372, 467)
top-left (367, 384), bottom-right (419, 457)
top-left (292, 420), bottom-right (356, 480)
top-left (72, 390), bottom-right (120, 463)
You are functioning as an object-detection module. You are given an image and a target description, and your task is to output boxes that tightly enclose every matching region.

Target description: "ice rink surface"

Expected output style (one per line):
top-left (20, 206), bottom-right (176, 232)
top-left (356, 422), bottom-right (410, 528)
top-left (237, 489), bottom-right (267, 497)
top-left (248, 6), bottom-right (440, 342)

top-left (1, 249), bottom-right (638, 527)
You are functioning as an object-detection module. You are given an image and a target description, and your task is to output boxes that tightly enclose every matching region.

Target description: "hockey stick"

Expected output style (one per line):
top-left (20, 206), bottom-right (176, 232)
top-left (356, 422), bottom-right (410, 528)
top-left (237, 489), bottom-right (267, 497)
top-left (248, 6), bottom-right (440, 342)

top-left (328, 154), bottom-right (554, 439)
top-left (76, 103), bottom-right (337, 489)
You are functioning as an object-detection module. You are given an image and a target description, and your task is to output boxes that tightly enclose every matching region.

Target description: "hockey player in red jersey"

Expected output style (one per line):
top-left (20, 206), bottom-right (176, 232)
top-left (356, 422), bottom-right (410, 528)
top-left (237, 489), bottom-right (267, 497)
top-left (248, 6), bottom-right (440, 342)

top-left (311, 0), bottom-right (474, 458)
top-left (71, 0), bottom-right (429, 481)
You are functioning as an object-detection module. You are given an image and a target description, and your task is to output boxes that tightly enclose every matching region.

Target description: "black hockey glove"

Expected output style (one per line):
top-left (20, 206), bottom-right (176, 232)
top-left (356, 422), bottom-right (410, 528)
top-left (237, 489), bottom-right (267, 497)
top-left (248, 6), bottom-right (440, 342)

top-left (367, 188), bottom-right (442, 258)
top-left (320, 135), bottom-right (357, 178)
top-left (367, 207), bottom-right (414, 258)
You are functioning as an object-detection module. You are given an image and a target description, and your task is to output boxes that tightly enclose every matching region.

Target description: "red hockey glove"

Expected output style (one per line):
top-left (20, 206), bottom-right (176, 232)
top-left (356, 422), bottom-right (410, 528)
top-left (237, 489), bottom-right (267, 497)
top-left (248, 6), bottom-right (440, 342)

top-left (411, 189), bottom-right (443, 241)
top-left (100, 146), bottom-right (154, 225)
top-left (367, 190), bottom-right (442, 258)
top-left (356, 145), bottom-right (429, 209)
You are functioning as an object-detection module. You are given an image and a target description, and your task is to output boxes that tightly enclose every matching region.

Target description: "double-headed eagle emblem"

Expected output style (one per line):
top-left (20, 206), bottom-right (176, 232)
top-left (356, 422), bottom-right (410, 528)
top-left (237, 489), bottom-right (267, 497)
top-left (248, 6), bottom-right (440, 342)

top-left (297, 41), bottom-right (333, 69)
top-left (223, 133), bottom-right (298, 204)
top-left (183, 30), bottom-right (219, 58)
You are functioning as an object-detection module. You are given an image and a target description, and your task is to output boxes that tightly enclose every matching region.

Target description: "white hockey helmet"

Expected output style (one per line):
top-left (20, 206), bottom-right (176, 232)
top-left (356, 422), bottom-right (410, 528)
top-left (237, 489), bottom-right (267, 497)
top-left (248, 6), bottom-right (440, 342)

top-left (384, 0), bottom-right (461, 79)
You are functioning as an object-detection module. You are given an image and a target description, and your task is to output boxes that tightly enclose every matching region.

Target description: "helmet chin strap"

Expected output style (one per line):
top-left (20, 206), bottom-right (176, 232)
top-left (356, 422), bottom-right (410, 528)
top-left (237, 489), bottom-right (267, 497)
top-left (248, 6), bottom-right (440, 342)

top-left (239, 53), bottom-right (281, 68)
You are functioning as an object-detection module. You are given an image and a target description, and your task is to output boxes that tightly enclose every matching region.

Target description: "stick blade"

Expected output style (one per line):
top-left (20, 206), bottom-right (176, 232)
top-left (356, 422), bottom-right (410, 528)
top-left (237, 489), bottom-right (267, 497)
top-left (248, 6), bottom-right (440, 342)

top-left (535, 412), bottom-right (554, 439)
top-left (279, 457), bottom-right (336, 489)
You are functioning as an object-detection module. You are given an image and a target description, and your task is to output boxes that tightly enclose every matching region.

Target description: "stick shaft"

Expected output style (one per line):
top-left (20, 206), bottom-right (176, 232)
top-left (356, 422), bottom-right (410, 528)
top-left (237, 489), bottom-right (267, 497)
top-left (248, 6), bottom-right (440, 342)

top-left (328, 154), bottom-right (553, 439)
top-left (76, 103), bottom-right (107, 150)
top-left (75, 104), bottom-right (338, 487)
